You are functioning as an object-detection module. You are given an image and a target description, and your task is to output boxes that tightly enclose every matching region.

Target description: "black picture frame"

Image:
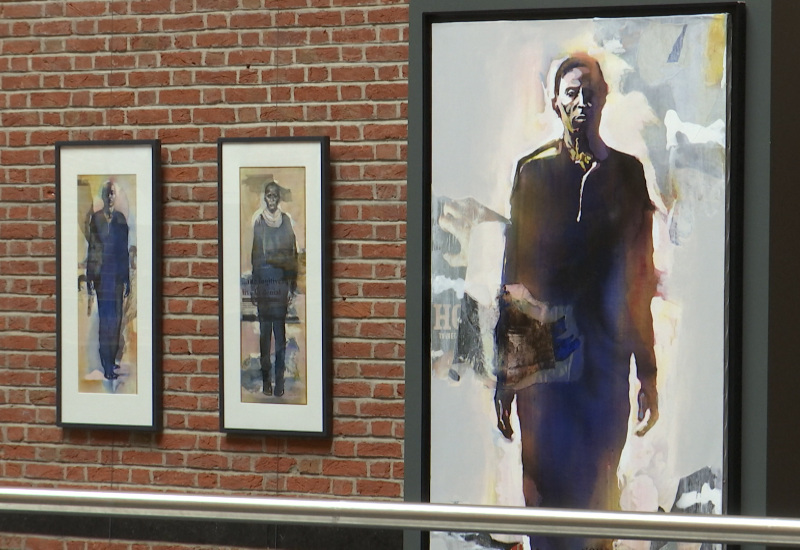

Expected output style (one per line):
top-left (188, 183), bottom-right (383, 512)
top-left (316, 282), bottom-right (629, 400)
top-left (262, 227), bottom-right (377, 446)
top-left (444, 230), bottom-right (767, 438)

top-left (56, 139), bottom-right (162, 431)
top-left (407, 2), bottom-right (744, 548)
top-left (218, 136), bottom-right (331, 437)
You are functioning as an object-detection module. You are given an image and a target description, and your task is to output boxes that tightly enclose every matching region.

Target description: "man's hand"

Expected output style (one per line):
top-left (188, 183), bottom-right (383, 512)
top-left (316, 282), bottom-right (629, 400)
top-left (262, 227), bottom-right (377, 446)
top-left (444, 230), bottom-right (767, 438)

top-left (635, 385), bottom-right (659, 436)
top-left (494, 388), bottom-right (515, 440)
top-left (249, 279), bottom-right (260, 305)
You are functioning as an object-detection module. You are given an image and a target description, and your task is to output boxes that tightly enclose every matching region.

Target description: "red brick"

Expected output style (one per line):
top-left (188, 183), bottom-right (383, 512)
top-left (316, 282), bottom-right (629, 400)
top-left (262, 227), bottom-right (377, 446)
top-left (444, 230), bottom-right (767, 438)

top-left (334, 381), bottom-right (372, 398)
top-left (152, 470), bottom-right (195, 486)
top-left (3, 39), bottom-right (40, 55)
top-left (225, 87), bottom-right (269, 104)
top-left (129, 71), bottom-right (171, 88)
top-left (253, 456), bottom-right (295, 473)
top-left (92, 90), bottom-right (136, 107)
top-left (187, 452), bottom-right (228, 470)
top-left (364, 123), bottom-right (407, 140)
top-left (31, 56), bottom-right (73, 72)
top-left (195, 70), bottom-right (237, 85)
top-left (294, 85), bottom-right (339, 102)
top-left (127, 108), bottom-right (170, 125)
top-left (360, 321), bottom-right (404, 339)
top-left (333, 419), bottom-right (369, 436)
top-left (332, 28), bottom-right (376, 44)
top-left (363, 281), bottom-right (405, 297)
top-left (286, 476), bottom-right (331, 494)
top-left (25, 464), bottom-right (65, 481)
top-left (193, 107), bottom-right (236, 124)
top-left (220, 473), bottom-right (263, 490)
top-left (3, 4), bottom-right (43, 18)
top-left (332, 479), bottom-right (354, 496)
top-left (357, 441), bottom-right (402, 459)
top-left (122, 450), bottom-right (164, 466)
top-left (163, 15), bottom-right (204, 31)
top-left (362, 244), bottom-right (405, 260)
top-left (370, 420), bottom-right (395, 437)
top-left (356, 479), bottom-right (402, 498)
top-left (65, 1), bottom-right (107, 16)
top-left (196, 32), bottom-right (238, 49)
top-left (369, 461), bottom-right (392, 478)
top-left (130, 0), bottom-right (171, 14)
top-left (322, 459), bottom-right (367, 477)
top-left (333, 262), bottom-right (374, 278)
top-left (360, 401), bottom-right (404, 418)
top-left (2, 112), bottom-right (40, 127)
top-left (332, 66), bottom-right (376, 82)
top-left (65, 36), bottom-right (106, 52)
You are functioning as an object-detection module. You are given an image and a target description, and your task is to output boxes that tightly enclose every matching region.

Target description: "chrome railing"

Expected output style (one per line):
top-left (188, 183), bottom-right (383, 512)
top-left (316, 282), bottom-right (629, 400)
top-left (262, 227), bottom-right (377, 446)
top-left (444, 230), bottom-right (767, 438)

top-left (0, 487), bottom-right (798, 545)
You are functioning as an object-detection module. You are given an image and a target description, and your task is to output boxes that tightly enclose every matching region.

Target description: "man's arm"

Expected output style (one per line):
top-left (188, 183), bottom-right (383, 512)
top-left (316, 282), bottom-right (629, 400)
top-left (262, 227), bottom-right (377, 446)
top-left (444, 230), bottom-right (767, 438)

top-left (494, 386), bottom-right (515, 440)
top-left (627, 173), bottom-right (659, 436)
top-left (492, 182), bottom-right (523, 441)
top-left (250, 218), bottom-right (263, 304)
top-left (120, 217), bottom-right (131, 297)
top-left (85, 214), bottom-right (99, 296)
top-left (287, 223), bottom-right (299, 295)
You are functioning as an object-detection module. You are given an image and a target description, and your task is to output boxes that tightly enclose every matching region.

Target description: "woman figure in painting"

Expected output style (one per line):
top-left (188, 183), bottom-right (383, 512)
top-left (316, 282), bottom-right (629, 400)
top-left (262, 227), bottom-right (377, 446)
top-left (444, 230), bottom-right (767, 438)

top-left (251, 180), bottom-right (298, 397)
top-left (86, 180), bottom-right (130, 381)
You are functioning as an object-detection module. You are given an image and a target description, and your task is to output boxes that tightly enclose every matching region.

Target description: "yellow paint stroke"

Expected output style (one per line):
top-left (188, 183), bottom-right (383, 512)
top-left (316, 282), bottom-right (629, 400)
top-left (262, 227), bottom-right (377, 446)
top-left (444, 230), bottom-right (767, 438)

top-left (705, 15), bottom-right (727, 87)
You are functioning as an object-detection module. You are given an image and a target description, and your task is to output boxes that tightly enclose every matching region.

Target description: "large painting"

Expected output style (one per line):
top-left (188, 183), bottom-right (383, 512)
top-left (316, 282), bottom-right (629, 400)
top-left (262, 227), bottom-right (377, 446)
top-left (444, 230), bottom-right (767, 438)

top-left (56, 140), bottom-right (161, 430)
top-left (219, 137), bottom-right (331, 436)
top-left (425, 6), bottom-right (742, 550)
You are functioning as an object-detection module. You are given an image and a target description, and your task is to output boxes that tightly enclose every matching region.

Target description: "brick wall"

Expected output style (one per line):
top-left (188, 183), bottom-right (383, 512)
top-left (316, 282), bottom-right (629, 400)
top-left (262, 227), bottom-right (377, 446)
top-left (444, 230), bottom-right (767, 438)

top-left (0, 0), bottom-right (408, 544)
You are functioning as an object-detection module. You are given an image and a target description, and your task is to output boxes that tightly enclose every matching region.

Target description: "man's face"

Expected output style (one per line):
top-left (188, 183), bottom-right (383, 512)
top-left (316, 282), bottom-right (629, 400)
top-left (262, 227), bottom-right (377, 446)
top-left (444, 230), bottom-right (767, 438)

top-left (264, 187), bottom-right (279, 213)
top-left (102, 183), bottom-right (115, 211)
top-left (554, 66), bottom-right (605, 135)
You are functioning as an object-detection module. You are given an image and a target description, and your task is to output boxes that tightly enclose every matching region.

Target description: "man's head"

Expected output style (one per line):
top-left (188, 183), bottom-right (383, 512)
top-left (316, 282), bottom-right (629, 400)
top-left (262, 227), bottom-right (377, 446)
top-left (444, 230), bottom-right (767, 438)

top-left (551, 53), bottom-right (608, 136)
top-left (101, 181), bottom-right (116, 212)
top-left (264, 182), bottom-right (280, 213)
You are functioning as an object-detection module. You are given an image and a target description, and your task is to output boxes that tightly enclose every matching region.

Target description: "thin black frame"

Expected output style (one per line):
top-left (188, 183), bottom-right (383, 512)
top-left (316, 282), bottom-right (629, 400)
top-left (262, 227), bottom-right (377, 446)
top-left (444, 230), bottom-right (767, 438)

top-left (218, 136), bottom-right (331, 437)
top-left (407, 2), bottom-right (744, 548)
top-left (55, 139), bottom-right (162, 431)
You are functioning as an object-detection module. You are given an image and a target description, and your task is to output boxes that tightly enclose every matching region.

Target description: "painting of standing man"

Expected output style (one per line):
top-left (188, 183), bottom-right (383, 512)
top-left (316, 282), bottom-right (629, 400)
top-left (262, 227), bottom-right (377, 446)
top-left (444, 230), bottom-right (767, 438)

top-left (78, 175), bottom-right (138, 394)
top-left (251, 180), bottom-right (299, 397)
top-left (238, 167), bottom-right (308, 406)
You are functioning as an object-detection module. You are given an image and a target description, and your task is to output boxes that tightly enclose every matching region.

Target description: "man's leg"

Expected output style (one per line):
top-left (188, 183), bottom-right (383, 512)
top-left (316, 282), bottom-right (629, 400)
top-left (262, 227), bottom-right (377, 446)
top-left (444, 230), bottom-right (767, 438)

top-left (517, 383), bottom-right (625, 550)
top-left (109, 285), bottom-right (124, 370)
top-left (259, 317), bottom-right (273, 395)
top-left (273, 321), bottom-right (287, 396)
top-left (97, 292), bottom-right (118, 380)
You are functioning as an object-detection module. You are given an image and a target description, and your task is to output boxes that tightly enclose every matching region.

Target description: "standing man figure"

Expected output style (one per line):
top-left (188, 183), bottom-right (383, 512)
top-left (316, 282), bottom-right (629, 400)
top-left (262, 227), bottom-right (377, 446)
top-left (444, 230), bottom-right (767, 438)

top-left (86, 181), bottom-right (130, 381)
top-left (491, 53), bottom-right (659, 550)
top-left (251, 181), bottom-right (298, 397)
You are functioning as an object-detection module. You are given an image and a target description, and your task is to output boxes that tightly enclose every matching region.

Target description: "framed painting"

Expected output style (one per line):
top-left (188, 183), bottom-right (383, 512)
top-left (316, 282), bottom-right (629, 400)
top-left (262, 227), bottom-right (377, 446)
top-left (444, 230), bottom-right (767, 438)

top-left (56, 140), bottom-right (162, 430)
top-left (408, 2), bottom-right (743, 549)
top-left (218, 137), bottom-right (331, 436)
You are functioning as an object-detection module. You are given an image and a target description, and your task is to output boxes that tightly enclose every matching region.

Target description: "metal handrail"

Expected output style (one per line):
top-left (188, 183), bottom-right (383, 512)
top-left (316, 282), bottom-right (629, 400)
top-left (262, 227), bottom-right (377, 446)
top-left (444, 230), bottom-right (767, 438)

top-left (0, 487), bottom-right (798, 545)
